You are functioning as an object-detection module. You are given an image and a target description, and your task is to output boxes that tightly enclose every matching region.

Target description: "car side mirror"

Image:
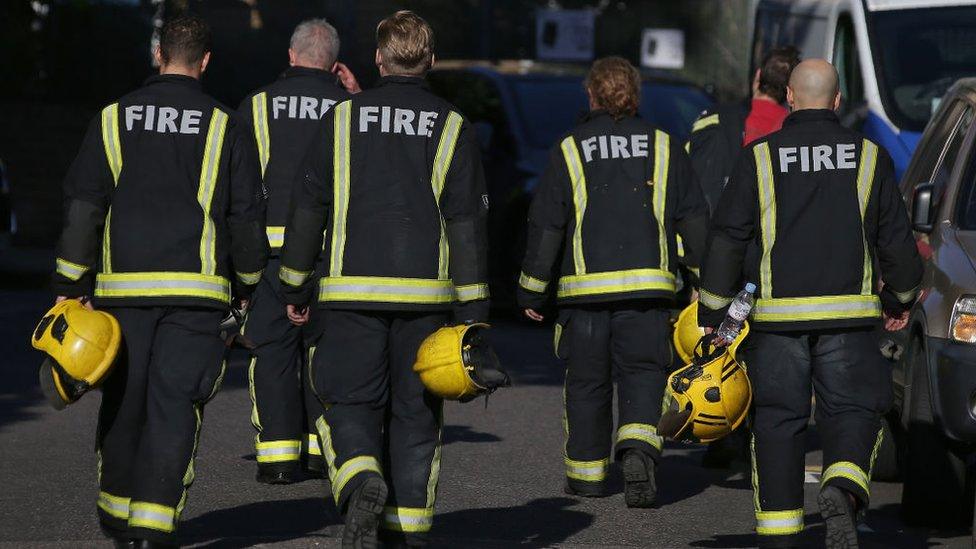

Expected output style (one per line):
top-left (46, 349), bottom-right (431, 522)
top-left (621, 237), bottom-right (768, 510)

top-left (912, 182), bottom-right (935, 233)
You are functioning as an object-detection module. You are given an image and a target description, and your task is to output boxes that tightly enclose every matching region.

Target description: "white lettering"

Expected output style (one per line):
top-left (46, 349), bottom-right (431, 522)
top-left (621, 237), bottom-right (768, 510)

top-left (123, 105), bottom-right (201, 134)
top-left (778, 147), bottom-right (798, 173)
top-left (157, 107), bottom-right (179, 134)
top-left (272, 96), bottom-right (288, 119)
top-left (419, 111), bottom-right (438, 137)
top-left (320, 98), bottom-right (337, 119)
top-left (837, 143), bottom-right (856, 169)
top-left (632, 134), bottom-right (649, 157)
top-left (144, 105), bottom-right (156, 131)
top-left (181, 110), bottom-right (202, 134)
top-left (581, 136), bottom-right (598, 163)
top-left (812, 145), bottom-right (834, 172)
top-left (779, 144), bottom-right (860, 173)
top-left (125, 105), bottom-right (143, 131)
top-left (394, 108), bottom-right (416, 135)
top-left (610, 135), bottom-right (630, 159)
top-left (380, 106), bottom-right (391, 133)
top-left (299, 96), bottom-right (317, 120)
top-left (287, 96), bottom-right (297, 119)
top-left (360, 106), bottom-right (379, 132)
top-left (580, 134), bottom-right (654, 162)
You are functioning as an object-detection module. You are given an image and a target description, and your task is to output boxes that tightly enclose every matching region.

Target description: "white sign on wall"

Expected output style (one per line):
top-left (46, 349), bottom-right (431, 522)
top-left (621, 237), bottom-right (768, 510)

top-left (640, 28), bottom-right (685, 69)
top-left (536, 9), bottom-right (595, 61)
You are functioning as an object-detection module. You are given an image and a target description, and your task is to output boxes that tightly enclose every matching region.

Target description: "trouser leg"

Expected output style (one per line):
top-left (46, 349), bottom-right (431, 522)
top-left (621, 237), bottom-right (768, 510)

top-left (560, 308), bottom-right (613, 492)
top-left (126, 308), bottom-right (226, 544)
top-left (313, 310), bottom-right (388, 512)
top-left (747, 331), bottom-right (812, 547)
top-left (813, 329), bottom-right (893, 508)
top-left (303, 310), bottom-right (326, 468)
top-left (95, 307), bottom-right (158, 539)
top-left (381, 313), bottom-right (448, 541)
top-left (611, 307), bottom-right (672, 461)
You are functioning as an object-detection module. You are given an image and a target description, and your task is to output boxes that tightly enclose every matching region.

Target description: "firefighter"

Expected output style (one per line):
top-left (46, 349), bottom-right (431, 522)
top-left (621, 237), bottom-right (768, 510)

top-left (688, 46), bottom-right (800, 214)
top-left (518, 57), bottom-right (709, 507)
top-left (238, 18), bottom-right (358, 485)
top-left (698, 59), bottom-right (922, 548)
top-left (51, 15), bottom-right (268, 548)
top-left (278, 11), bottom-right (489, 547)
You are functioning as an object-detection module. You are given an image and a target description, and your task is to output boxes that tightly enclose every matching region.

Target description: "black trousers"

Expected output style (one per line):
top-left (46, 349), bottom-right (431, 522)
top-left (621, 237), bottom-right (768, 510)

top-left (556, 305), bottom-right (672, 491)
top-left (96, 307), bottom-right (226, 544)
top-left (310, 309), bottom-right (447, 539)
top-left (244, 259), bottom-right (322, 467)
top-left (747, 329), bottom-right (892, 545)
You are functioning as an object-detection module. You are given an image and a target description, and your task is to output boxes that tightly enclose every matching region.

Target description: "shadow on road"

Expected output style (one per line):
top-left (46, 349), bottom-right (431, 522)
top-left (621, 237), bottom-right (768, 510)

top-left (182, 497), bottom-right (341, 548)
top-left (0, 290), bottom-right (51, 431)
top-left (443, 424), bottom-right (502, 444)
top-left (430, 496), bottom-right (593, 548)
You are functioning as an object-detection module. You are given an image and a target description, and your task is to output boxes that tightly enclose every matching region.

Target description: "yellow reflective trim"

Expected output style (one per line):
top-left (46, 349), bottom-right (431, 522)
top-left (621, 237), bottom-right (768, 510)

top-left (868, 428), bottom-right (884, 477)
top-left (617, 422), bottom-right (663, 451)
top-left (330, 101), bottom-right (352, 277)
top-left (331, 455), bottom-right (383, 503)
top-left (565, 456), bottom-right (609, 481)
top-left (557, 268), bottom-right (675, 299)
top-left (279, 265), bottom-right (312, 287)
top-left (316, 416), bottom-right (340, 492)
top-left (198, 109), bottom-right (229, 276)
top-left (751, 435), bottom-right (760, 512)
top-left (822, 460), bottom-right (870, 496)
top-left (101, 103), bottom-right (122, 274)
top-left (560, 136), bottom-right (588, 275)
top-left (56, 257), bottom-right (88, 281)
top-left (97, 491), bottom-right (130, 520)
top-left (247, 357), bottom-right (261, 430)
top-left (251, 92), bottom-right (270, 177)
top-left (753, 294), bottom-right (881, 322)
top-left (255, 439), bottom-right (302, 463)
top-left (455, 283), bottom-right (489, 302)
top-left (699, 288), bottom-right (734, 310)
top-left (519, 271), bottom-right (548, 293)
top-left (553, 323), bottom-right (563, 358)
top-left (692, 113), bottom-right (719, 132)
top-left (432, 111), bottom-right (464, 280)
top-left (236, 269), bottom-right (262, 286)
top-left (893, 286), bottom-right (919, 304)
top-left (94, 271), bottom-right (231, 303)
top-left (756, 508), bottom-right (804, 535)
top-left (676, 233), bottom-right (685, 258)
top-left (129, 501), bottom-right (176, 533)
top-left (653, 130), bottom-right (670, 271)
top-left (307, 433), bottom-right (323, 456)
top-left (382, 506), bottom-right (434, 533)
top-left (266, 226), bottom-right (285, 248)
top-left (319, 276), bottom-right (455, 304)
top-left (426, 402), bottom-right (443, 508)
top-left (755, 142), bottom-right (776, 300)
top-left (857, 140), bottom-right (879, 295)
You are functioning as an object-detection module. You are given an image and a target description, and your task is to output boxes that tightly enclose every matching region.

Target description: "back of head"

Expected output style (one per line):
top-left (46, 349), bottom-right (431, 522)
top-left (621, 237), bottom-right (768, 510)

top-left (789, 59), bottom-right (840, 110)
top-left (376, 10), bottom-right (434, 76)
top-left (758, 45), bottom-right (801, 103)
top-left (585, 56), bottom-right (640, 120)
top-left (290, 18), bottom-right (340, 70)
top-left (159, 14), bottom-right (212, 68)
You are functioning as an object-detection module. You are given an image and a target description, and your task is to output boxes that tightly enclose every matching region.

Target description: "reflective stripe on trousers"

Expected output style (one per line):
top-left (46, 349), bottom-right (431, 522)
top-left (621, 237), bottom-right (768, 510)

top-left (255, 440), bottom-right (302, 463)
top-left (129, 501), bottom-right (177, 533)
top-left (756, 509), bottom-right (804, 536)
top-left (382, 506), bottom-right (434, 533)
top-left (97, 491), bottom-right (130, 520)
top-left (564, 457), bottom-right (609, 482)
top-left (616, 422), bottom-right (663, 451)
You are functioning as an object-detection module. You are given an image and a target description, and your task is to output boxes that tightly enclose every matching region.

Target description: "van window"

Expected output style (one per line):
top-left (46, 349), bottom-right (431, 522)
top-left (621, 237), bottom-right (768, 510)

top-left (833, 15), bottom-right (864, 107)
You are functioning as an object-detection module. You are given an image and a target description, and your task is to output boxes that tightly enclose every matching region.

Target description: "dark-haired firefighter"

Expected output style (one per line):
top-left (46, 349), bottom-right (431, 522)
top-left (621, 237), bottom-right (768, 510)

top-left (518, 56), bottom-right (708, 508)
top-left (51, 15), bottom-right (268, 548)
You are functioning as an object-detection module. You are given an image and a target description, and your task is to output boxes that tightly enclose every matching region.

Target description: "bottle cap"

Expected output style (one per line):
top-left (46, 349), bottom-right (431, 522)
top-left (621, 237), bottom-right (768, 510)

top-left (745, 282), bottom-right (756, 293)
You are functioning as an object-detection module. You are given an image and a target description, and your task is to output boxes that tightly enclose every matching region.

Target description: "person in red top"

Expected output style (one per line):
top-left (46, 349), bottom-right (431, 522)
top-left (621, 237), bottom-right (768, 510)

top-left (743, 46), bottom-right (800, 145)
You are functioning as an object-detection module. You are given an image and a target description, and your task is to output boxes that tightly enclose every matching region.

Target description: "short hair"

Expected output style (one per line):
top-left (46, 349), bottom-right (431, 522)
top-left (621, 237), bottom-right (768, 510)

top-left (758, 45), bottom-right (801, 103)
top-left (376, 11), bottom-right (434, 76)
top-left (585, 56), bottom-right (641, 119)
top-left (290, 18), bottom-right (340, 69)
top-left (159, 14), bottom-right (212, 66)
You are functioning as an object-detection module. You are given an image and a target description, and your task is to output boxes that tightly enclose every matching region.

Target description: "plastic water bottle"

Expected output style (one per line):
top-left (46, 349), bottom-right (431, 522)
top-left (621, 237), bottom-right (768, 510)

top-left (715, 283), bottom-right (756, 344)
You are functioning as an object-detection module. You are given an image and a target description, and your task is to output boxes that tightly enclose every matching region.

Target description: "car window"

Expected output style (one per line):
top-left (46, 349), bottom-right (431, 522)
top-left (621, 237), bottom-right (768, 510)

top-left (904, 99), bottom-right (967, 197)
top-left (931, 107), bottom-right (974, 212)
top-left (953, 120), bottom-right (976, 230)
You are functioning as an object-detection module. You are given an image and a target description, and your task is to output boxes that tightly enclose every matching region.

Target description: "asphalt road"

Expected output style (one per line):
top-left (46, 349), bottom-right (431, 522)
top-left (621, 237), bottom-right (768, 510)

top-left (0, 288), bottom-right (970, 548)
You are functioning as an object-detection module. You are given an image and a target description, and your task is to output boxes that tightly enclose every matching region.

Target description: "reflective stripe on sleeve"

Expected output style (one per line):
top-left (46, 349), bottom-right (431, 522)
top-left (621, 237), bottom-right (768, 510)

top-left (692, 113), bottom-right (719, 132)
top-left (565, 457), bottom-right (609, 482)
top-left (432, 111), bottom-right (464, 280)
top-left (95, 272), bottom-right (230, 303)
top-left (519, 272), bottom-right (548, 293)
top-left (455, 283), bottom-right (489, 302)
top-left (699, 288), bottom-right (734, 310)
top-left (100, 103), bottom-right (122, 274)
top-left (561, 136), bottom-right (588, 275)
top-left (266, 226), bottom-right (285, 249)
top-left (236, 270), bottom-right (263, 286)
top-left (616, 422), bottom-right (663, 451)
top-left (557, 269), bottom-right (675, 299)
top-left (331, 455), bottom-right (383, 502)
top-left (329, 101), bottom-right (353, 277)
top-left (56, 258), bottom-right (89, 281)
top-left (306, 433), bottom-right (323, 456)
top-left (893, 286), bottom-right (919, 304)
top-left (752, 294), bottom-right (881, 322)
top-left (319, 276), bottom-right (455, 304)
top-left (129, 501), bottom-right (176, 533)
top-left (97, 491), bottom-right (130, 520)
top-left (856, 140), bottom-right (879, 295)
top-left (382, 506), bottom-right (434, 533)
top-left (279, 265), bottom-right (312, 287)
top-left (653, 130), bottom-right (670, 271)
top-left (198, 109), bottom-right (229, 276)
top-left (756, 509), bottom-right (804, 536)
top-left (755, 142), bottom-right (776, 300)
top-left (822, 460), bottom-right (870, 496)
top-left (251, 92), bottom-right (270, 176)
top-left (255, 440), bottom-right (301, 463)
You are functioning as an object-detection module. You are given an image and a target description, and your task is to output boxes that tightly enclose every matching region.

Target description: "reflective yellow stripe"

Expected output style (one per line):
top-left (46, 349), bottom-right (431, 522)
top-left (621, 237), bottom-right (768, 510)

top-left (332, 456), bottom-right (383, 502)
top-left (750, 435), bottom-right (761, 512)
top-left (56, 258), bottom-right (88, 281)
top-left (247, 357), bottom-right (261, 430)
top-left (426, 403), bottom-right (443, 508)
top-left (97, 491), bottom-right (130, 520)
top-left (893, 286), bottom-right (919, 304)
top-left (561, 136), bottom-right (588, 275)
top-left (319, 276), bottom-right (455, 304)
top-left (279, 265), bottom-right (312, 287)
top-left (753, 294), bottom-right (881, 322)
top-left (676, 234), bottom-right (685, 258)
top-left (266, 226), bottom-right (285, 249)
top-left (316, 416), bottom-right (339, 485)
top-left (329, 101), bottom-right (352, 277)
top-left (692, 113), bottom-right (719, 132)
top-left (856, 140), bottom-right (879, 295)
top-left (557, 268), bottom-right (675, 299)
top-left (95, 272), bottom-right (231, 303)
top-left (455, 283), bottom-right (489, 302)
top-left (868, 428), bottom-right (884, 476)
top-left (307, 433), bottom-right (322, 456)
top-left (755, 142), bottom-right (776, 299)
top-left (653, 130), bottom-right (670, 271)
top-left (756, 508), bottom-right (804, 535)
top-left (565, 457), bottom-right (609, 481)
top-left (699, 288), bottom-right (733, 310)
top-left (129, 501), bottom-right (176, 533)
top-left (519, 271), bottom-right (548, 293)
top-left (617, 422), bottom-right (663, 451)
top-left (251, 92), bottom-right (270, 177)
top-left (432, 111), bottom-right (463, 280)
top-left (382, 506), bottom-right (434, 533)
top-left (198, 109), bottom-right (229, 276)
top-left (101, 103), bottom-right (122, 274)
top-left (255, 440), bottom-right (301, 463)
top-left (822, 460), bottom-right (870, 496)
top-left (236, 269), bottom-right (262, 286)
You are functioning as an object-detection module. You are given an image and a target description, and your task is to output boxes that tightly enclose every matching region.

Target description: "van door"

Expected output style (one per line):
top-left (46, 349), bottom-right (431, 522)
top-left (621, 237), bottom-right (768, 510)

top-left (833, 13), bottom-right (867, 129)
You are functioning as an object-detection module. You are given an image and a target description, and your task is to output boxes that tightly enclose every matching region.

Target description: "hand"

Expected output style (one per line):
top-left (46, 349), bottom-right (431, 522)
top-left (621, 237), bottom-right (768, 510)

top-left (883, 310), bottom-right (909, 332)
top-left (286, 304), bottom-right (310, 326)
top-left (524, 308), bottom-right (544, 322)
top-left (56, 296), bottom-right (93, 310)
top-left (703, 326), bottom-right (714, 335)
top-left (333, 62), bottom-right (362, 94)
top-left (236, 298), bottom-right (249, 312)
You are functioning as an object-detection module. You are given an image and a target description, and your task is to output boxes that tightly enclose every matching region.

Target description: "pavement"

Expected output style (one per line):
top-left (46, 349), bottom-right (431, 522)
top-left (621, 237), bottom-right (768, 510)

top-left (0, 286), bottom-right (971, 548)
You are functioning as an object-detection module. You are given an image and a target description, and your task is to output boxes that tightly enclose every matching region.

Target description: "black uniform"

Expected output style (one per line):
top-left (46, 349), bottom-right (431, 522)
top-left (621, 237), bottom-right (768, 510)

top-left (53, 74), bottom-right (268, 544)
top-left (687, 102), bottom-right (748, 215)
top-left (698, 109), bottom-right (922, 546)
top-left (279, 75), bottom-right (489, 540)
top-left (517, 110), bottom-right (708, 494)
top-left (238, 67), bottom-right (350, 474)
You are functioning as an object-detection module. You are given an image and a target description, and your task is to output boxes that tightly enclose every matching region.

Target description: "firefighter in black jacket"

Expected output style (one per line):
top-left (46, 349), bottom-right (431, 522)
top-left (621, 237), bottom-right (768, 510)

top-left (518, 57), bottom-right (709, 508)
top-left (698, 60), bottom-right (923, 549)
top-left (238, 18), bottom-right (356, 485)
top-left (278, 11), bottom-right (489, 547)
top-left (51, 16), bottom-right (268, 548)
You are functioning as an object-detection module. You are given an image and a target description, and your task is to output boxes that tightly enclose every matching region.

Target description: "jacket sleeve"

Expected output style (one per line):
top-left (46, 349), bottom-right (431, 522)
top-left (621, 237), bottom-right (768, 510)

top-left (873, 151), bottom-right (924, 313)
top-left (53, 114), bottom-right (113, 298)
top-left (516, 145), bottom-right (570, 311)
top-left (440, 117), bottom-right (491, 324)
top-left (226, 115), bottom-right (270, 299)
top-left (687, 110), bottom-right (725, 215)
top-left (698, 146), bottom-right (758, 327)
top-left (670, 142), bottom-right (709, 280)
top-left (279, 113), bottom-right (334, 306)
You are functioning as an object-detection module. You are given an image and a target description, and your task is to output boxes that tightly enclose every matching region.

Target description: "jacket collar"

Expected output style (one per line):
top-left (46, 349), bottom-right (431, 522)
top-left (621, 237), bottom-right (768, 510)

top-left (376, 75), bottom-right (430, 90)
top-left (281, 66), bottom-right (334, 81)
top-left (783, 108), bottom-right (840, 127)
top-left (144, 73), bottom-right (202, 90)
top-left (579, 109), bottom-right (635, 124)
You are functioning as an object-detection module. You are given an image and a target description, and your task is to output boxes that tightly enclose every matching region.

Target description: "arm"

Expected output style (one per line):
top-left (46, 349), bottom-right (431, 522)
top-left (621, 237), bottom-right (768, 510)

top-left (226, 116), bottom-right (270, 301)
top-left (873, 152), bottom-right (923, 315)
top-left (687, 111), bottom-right (725, 215)
top-left (670, 142), bottom-right (709, 281)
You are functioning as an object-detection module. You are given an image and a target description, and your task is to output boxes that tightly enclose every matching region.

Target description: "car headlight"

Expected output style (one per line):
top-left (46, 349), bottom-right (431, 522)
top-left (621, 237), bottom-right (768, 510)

top-left (950, 296), bottom-right (976, 343)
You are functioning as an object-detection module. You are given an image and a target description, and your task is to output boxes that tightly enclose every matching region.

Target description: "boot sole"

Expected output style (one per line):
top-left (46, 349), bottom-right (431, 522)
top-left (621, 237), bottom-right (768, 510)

top-left (819, 486), bottom-right (859, 549)
top-left (622, 453), bottom-right (656, 508)
top-left (342, 477), bottom-right (388, 549)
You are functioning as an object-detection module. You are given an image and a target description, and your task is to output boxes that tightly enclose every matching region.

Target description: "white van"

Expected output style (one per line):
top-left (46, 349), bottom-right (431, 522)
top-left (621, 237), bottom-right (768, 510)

top-left (750, 0), bottom-right (976, 178)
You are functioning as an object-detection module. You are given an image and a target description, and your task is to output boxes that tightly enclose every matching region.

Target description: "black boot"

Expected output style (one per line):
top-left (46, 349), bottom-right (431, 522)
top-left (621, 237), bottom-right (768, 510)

top-left (256, 461), bottom-right (301, 485)
top-left (622, 449), bottom-right (657, 508)
top-left (133, 540), bottom-right (178, 549)
top-left (112, 539), bottom-right (135, 549)
top-left (342, 476), bottom-right (388, 549)
top-left (819, 485), bottom-right (859, 549)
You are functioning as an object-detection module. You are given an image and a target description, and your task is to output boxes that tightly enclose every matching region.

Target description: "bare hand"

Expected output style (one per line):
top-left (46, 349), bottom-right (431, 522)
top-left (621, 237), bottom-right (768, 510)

top-left (56, 295), bottom-right (93, 310)
top-left (703, 326), bottom-right (714, 335)
top-left (333, 62), bottom-right (362, 94)
top-left (524, 308), bottom-right (544, 322)
top-left (883, 310), bottom-right (909, 332)
top-left (287, 304), bottom-right (310, 326)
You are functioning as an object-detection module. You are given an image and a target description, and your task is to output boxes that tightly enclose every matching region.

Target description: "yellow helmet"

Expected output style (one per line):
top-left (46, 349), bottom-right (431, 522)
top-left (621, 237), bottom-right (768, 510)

top-left (673, 301), bottom-right (705, 365)
top-left (658, 323), bottom-right (751, 443)
top-left (30, 300), bottom-right (121, 410)
top-left (414, 323), bottom-right (510, 401)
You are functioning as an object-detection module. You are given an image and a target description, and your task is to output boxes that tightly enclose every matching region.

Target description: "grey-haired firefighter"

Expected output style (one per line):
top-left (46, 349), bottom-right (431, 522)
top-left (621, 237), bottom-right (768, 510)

top-left (278, 11), bottom-right (489, 548)
top-left (50, 15), bottom-right (268, 548)
top-left (518, 56), bottom-right (708, 508)
top-left (238, 18), bottom-right (356, 484)
top-left (698, 59), bottom-right (922, 549)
